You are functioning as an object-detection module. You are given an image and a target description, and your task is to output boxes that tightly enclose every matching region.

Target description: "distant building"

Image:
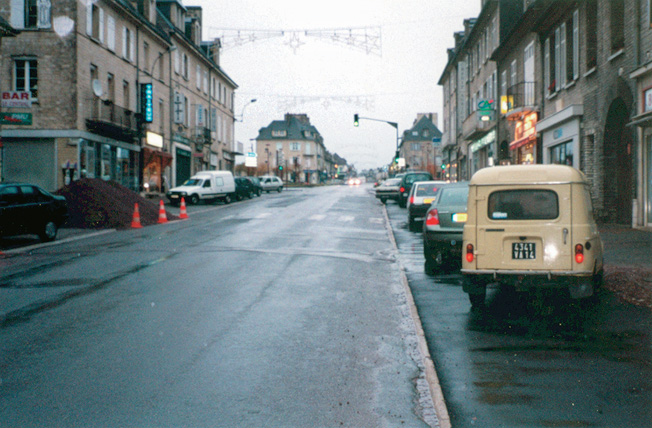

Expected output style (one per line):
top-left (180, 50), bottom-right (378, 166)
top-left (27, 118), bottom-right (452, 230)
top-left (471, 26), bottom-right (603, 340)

top-left (398, 113), bottom-right (443, 177)
top-left (255, 114), bottom-right (329, 184)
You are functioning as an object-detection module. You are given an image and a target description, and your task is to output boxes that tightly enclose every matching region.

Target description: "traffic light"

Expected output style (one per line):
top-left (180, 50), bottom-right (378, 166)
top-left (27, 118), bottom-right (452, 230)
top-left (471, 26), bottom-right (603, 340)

top-left (140, 83), bottom-right (153, 123)
top-left (441, 163), bottom-right (447, 170)
top-left (395, 150), bottom-right (400, 163)
top-left (279, 164), bottom-right (283, 171)
top-left (354, 114), bottom-right (359, 127)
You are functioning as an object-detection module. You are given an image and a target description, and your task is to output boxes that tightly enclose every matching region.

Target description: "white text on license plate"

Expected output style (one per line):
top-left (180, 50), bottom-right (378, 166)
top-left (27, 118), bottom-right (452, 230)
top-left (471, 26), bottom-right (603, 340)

top-left (512, 242), bottom-right (536, 259)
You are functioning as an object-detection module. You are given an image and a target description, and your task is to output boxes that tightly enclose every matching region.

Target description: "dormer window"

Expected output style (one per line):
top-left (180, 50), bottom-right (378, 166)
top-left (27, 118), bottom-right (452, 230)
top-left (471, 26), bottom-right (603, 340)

top-left (303, 131), bottom-right (312, 138)
top-left (272, 130), bottom-right (287, 137)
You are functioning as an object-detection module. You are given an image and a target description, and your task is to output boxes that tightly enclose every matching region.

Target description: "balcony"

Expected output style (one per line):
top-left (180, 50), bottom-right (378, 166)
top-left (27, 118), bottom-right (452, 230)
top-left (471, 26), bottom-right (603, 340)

top-left (85, 99), bottom-right (139, 142)
top-left (194, 126), bottom-right (212, 146)
top-left (462, 109), bottom-right (496, 141)
top-left (503, 82), bottom-right (538, 120)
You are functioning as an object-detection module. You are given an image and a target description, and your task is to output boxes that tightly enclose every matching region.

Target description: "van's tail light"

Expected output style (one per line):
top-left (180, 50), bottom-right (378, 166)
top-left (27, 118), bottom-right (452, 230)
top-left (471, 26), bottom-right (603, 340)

top-left (425, 209), bottom-right (440, 226)
top-left (409, 196), bottom-right (415, 204)
top-left (466, 244), bottom-right (474, 263)
top-left (575, 244), bottom-right (584, 264)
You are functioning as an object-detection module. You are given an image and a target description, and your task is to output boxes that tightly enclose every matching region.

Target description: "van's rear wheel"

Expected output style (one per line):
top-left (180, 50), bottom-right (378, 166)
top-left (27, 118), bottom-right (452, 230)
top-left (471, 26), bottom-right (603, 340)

top-left (468, 292), bottom-right (486, 308)
top-left (223, 194), bottom-right (232, 204)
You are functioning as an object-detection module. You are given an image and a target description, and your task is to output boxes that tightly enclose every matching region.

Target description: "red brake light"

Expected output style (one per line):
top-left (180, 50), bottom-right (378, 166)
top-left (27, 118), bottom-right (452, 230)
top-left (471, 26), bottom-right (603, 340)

top-left (425, 209), bottom-right (440, 226)
top-left (466, 244), bottom-right (474, 263)
top-left (400, 186), bottom-right (405, 193)
top-left (575, 244), bottom-right (584, 264)
top-left (409, 196), bottom-right (415, 204)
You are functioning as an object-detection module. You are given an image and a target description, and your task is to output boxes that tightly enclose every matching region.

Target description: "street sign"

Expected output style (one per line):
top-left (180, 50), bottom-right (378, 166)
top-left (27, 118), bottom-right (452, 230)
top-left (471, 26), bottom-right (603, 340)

top-left (247, 152), bottom-right (256, 157)
top-left (432, 137), bottom-right (441, 143)
top-left (1, 112), bottom-right (32, 125)
top-left (1, 91), bottom-right (32, 108)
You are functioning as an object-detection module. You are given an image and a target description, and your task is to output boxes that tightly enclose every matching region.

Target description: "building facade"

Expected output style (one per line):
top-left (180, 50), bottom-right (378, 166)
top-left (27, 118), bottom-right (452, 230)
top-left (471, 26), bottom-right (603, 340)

top-left (439, 0), bottom-right (652, 227)
top-left (0, 0), bottom-right (237, 194)
top-left (398, 113), bottom-right (443, 177)
top-left (255, 114), bottom-right (328, 184)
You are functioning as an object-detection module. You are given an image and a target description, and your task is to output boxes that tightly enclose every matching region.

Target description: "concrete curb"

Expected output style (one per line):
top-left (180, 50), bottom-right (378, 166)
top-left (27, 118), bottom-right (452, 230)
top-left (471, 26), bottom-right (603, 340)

top-left (382, 204), bottom-right (451, 428)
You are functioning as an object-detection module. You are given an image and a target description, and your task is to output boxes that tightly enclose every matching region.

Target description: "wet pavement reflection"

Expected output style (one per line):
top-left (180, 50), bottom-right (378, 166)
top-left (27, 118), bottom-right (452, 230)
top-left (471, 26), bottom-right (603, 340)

top-left (385, 200), bottom-right (652, 428)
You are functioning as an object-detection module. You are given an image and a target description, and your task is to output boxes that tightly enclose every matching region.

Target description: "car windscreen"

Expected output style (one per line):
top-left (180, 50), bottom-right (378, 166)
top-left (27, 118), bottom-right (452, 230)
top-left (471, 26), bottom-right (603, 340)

top-left (405, 174), bottom-right (430, 185)
top-left (488, 189), bottom-right (559, 220)
top-left (415, 184), bottom-right (440, 196)
top-left (183, 178), bottom-right (203, 186)
top-left (438, 186), bottom-right (468, 206)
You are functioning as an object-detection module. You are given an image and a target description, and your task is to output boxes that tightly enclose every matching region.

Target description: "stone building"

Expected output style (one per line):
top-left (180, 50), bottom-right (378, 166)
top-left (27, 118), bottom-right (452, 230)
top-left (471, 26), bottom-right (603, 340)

top-left (0, 0), bottom-right (237, 193)
top-left (439, 0), bottom-right (652, 226)
top-left (398, 113), bottom-right (443, 178)
top-left (255, 114), bottom-right (328, 184)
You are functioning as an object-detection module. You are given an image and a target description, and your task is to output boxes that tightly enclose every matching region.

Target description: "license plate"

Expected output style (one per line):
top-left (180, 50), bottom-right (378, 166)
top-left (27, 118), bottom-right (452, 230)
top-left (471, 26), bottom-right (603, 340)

top-left (424, 198), bottom-right (434, 204)
top-left (512, 242), bottom-right (536, 259)
top-left (170, 194), bottom-right (179, 199)
top-left (452, 213), bottom-right (467, 223)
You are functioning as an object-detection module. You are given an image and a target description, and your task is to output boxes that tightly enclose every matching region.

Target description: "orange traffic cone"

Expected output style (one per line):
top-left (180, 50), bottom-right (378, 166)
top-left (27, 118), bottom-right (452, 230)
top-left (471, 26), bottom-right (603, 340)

top-left (131, 203), bottom-right (143, 228)
top-left (157, 200), bottom-right (168, 224)
top-left (179, 197), bottom-right (189, 219)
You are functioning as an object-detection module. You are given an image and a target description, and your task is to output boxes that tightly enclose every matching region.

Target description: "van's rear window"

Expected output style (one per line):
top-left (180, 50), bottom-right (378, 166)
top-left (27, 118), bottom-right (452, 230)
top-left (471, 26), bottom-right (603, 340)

top-left (416, 185), bottom-right (439, 196)
top-left (488, 190), bottom-right (559, 220)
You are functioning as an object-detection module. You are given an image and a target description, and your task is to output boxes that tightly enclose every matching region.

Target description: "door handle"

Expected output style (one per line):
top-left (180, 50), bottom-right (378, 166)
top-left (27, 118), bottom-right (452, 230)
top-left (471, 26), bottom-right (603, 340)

top-left (563, 228), bottom-right (569, 245)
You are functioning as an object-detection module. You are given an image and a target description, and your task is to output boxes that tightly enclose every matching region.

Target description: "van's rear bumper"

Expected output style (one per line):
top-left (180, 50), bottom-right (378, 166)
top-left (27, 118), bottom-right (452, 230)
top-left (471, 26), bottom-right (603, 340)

top-left (461, 269), bottom-right (596, 298)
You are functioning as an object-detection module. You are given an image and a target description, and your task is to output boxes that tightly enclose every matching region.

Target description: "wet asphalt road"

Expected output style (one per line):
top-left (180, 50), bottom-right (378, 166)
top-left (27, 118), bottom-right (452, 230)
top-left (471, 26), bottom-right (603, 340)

top-left (384, 199), bottom-right (652, 427)
top-left (0, 185), bottom-right (436, 427)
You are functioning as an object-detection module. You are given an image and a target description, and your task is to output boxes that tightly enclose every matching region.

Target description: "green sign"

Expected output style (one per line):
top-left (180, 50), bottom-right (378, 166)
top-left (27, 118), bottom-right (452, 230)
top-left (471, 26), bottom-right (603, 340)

top-left (1, 112), bottom-right (32, 125)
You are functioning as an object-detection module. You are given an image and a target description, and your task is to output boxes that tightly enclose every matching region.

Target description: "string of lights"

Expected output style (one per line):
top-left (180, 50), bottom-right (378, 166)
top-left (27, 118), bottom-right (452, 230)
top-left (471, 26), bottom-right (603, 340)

top-left (210, 27), bottom-right (382, 56)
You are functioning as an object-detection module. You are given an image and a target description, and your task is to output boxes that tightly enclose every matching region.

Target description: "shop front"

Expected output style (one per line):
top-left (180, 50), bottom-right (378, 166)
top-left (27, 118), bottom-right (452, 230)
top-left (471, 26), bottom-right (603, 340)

top-left (469, 129), bottom-right (496, 176)
top-left (537, 105), bottom-right (582, 169)
top-left (509, 112), bottom-right (538, 164)
top-left (142, 132), bottom-right (172, 194)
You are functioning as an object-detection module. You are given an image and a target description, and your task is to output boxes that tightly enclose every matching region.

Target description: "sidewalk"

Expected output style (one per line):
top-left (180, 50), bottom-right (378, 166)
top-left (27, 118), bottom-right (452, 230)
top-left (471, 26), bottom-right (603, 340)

top-left (599, 224), bottom-right (652, 269)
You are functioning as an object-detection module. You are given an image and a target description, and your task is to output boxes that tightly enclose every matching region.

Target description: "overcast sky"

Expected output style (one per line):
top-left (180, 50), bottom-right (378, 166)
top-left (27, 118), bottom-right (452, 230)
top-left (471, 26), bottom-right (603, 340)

top-left (190, 0), bottom-right (481, 171)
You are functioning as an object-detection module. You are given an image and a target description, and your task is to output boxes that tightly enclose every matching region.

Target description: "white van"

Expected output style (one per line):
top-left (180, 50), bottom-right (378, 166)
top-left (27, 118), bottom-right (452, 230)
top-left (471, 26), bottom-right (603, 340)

top-left (167, 171), bottom-right (236, 205)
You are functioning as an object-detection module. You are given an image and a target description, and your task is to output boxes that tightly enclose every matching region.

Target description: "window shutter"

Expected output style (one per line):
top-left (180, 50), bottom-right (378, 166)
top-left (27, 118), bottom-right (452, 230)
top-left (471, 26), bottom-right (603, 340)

top-left (573, 10), bottom-right (579, 80)
top-left (11, 0), bottom-right (25, 29)
top-left (560, 24), bottom-right (566, 87)
top-left (107, 15), bottom-right (115, 51)
top-left (37, 0), bottom-right (51, 29)
top-left (122, 27), bottom-right (127, 58)
top-left (174, 50), bottom-right (180, 74)
top-left (86, 0), bottom-right (92, 35)
top-left (554, 27), bottom-right (561, 92)
top-left (98, 7), bottom-right (104, 43)
top-left (544, 38), bottom-right (550, 92)
top-left (130, 32), bottom-right (135, 62)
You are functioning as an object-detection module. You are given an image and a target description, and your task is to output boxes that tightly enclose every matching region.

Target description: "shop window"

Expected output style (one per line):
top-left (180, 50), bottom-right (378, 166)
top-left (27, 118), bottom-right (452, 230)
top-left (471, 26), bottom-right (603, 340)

top-left (550, 141), bottom-right (574, 166)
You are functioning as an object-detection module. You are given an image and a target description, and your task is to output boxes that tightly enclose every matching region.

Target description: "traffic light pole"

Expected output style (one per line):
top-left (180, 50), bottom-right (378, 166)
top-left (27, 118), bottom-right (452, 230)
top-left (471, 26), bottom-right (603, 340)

top-left (353, 115), bottom-right (399, 150)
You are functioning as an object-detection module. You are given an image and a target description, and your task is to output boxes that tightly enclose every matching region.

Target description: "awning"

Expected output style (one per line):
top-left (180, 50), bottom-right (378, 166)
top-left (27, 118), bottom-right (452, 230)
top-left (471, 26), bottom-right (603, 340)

top-left (143, 147), bottom-right (173, 169)
top-left (509, 134), bottom-right (536, 150)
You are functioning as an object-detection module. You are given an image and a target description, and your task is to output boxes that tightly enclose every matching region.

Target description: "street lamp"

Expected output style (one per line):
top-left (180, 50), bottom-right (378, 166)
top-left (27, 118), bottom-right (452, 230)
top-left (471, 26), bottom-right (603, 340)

top-left (236, 98), bottom-right (257, 122)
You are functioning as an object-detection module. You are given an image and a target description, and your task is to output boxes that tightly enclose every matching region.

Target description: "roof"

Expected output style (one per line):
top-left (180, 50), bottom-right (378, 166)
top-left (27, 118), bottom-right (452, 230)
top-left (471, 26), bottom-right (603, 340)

top-left (256, 115), bottom-right (322, 141)
top-left (470, 165), bottom-right (588, 185)
top-left (401, 115), bottom-right (442, 143)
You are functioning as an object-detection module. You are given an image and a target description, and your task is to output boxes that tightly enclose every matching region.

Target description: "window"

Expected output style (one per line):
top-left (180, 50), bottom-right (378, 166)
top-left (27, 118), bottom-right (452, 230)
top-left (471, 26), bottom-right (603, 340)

top-left (182, 54), bottom-right (189, 79)
top-left (271, 130), bottom-right (287, 137)
top-left (174, 91), bottom-right (184, 123)
top-left (411, 143), bottom-right (421, 151)
top-left (11, 0), bottom-right (50, 29)
top-left (290, 142), bottom-right (301, 151)
top-left (143, 43), bottom-right (150, 72)
top-left (107, 73), bottom-right (114, 103)
top-left (488, 190), bottom-right (559, 220)
top-left (123, 27), bottom-right (134, 61)
top-left (15, 59), bottom-right (38, 100)
top-left (550, 141), bottom-right (574, 166)
top-left (610, 0), bottom-right (625, 52)
top-left (159, 99), bottom-right (165, 133)
top-left (196, 64), bottom-right (201, 89)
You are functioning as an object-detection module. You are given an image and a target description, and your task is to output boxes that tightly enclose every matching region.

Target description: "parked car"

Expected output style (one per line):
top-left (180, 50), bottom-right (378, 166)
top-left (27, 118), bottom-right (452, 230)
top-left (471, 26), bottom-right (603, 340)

top-left (461, 164), bottom-right (604, 308)
top-left (375, 178), bottom-right (402, 204)
top-left (234, 177), bottom-right (256, 200)
top-left (397, 171), bottom-right (433, 208)
top-left (406, 180), bottom-right (447, 230)
top-left (0, 183), bottom-right (69, 242)
top-left (422, 182), bottom-right (469, 274)
top-left (260, 175), bottom-right (283, 192)
top-left (246, 176), bottom-right (263, 196)
top-left (167, 171), bottom-right (236, 205)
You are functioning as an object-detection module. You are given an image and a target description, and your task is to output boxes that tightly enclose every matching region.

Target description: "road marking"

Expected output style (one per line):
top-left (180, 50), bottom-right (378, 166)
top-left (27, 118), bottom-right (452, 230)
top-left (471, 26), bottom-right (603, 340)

top-left (370, 218), bottom-right (384, 224)
top-left (309, 214), bottom-right (326, 221)
top-left (255, 212), bottom-right (272, 219)
top-left (339, 215), bottom-right (355, 222)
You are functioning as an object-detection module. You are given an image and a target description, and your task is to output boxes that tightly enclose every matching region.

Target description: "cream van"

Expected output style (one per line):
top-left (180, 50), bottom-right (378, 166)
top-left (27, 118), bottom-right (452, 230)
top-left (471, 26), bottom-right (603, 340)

top-left (167, 171), bottom-right (236, 206)
top-left (461, 164), bottom-right (604, 307)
